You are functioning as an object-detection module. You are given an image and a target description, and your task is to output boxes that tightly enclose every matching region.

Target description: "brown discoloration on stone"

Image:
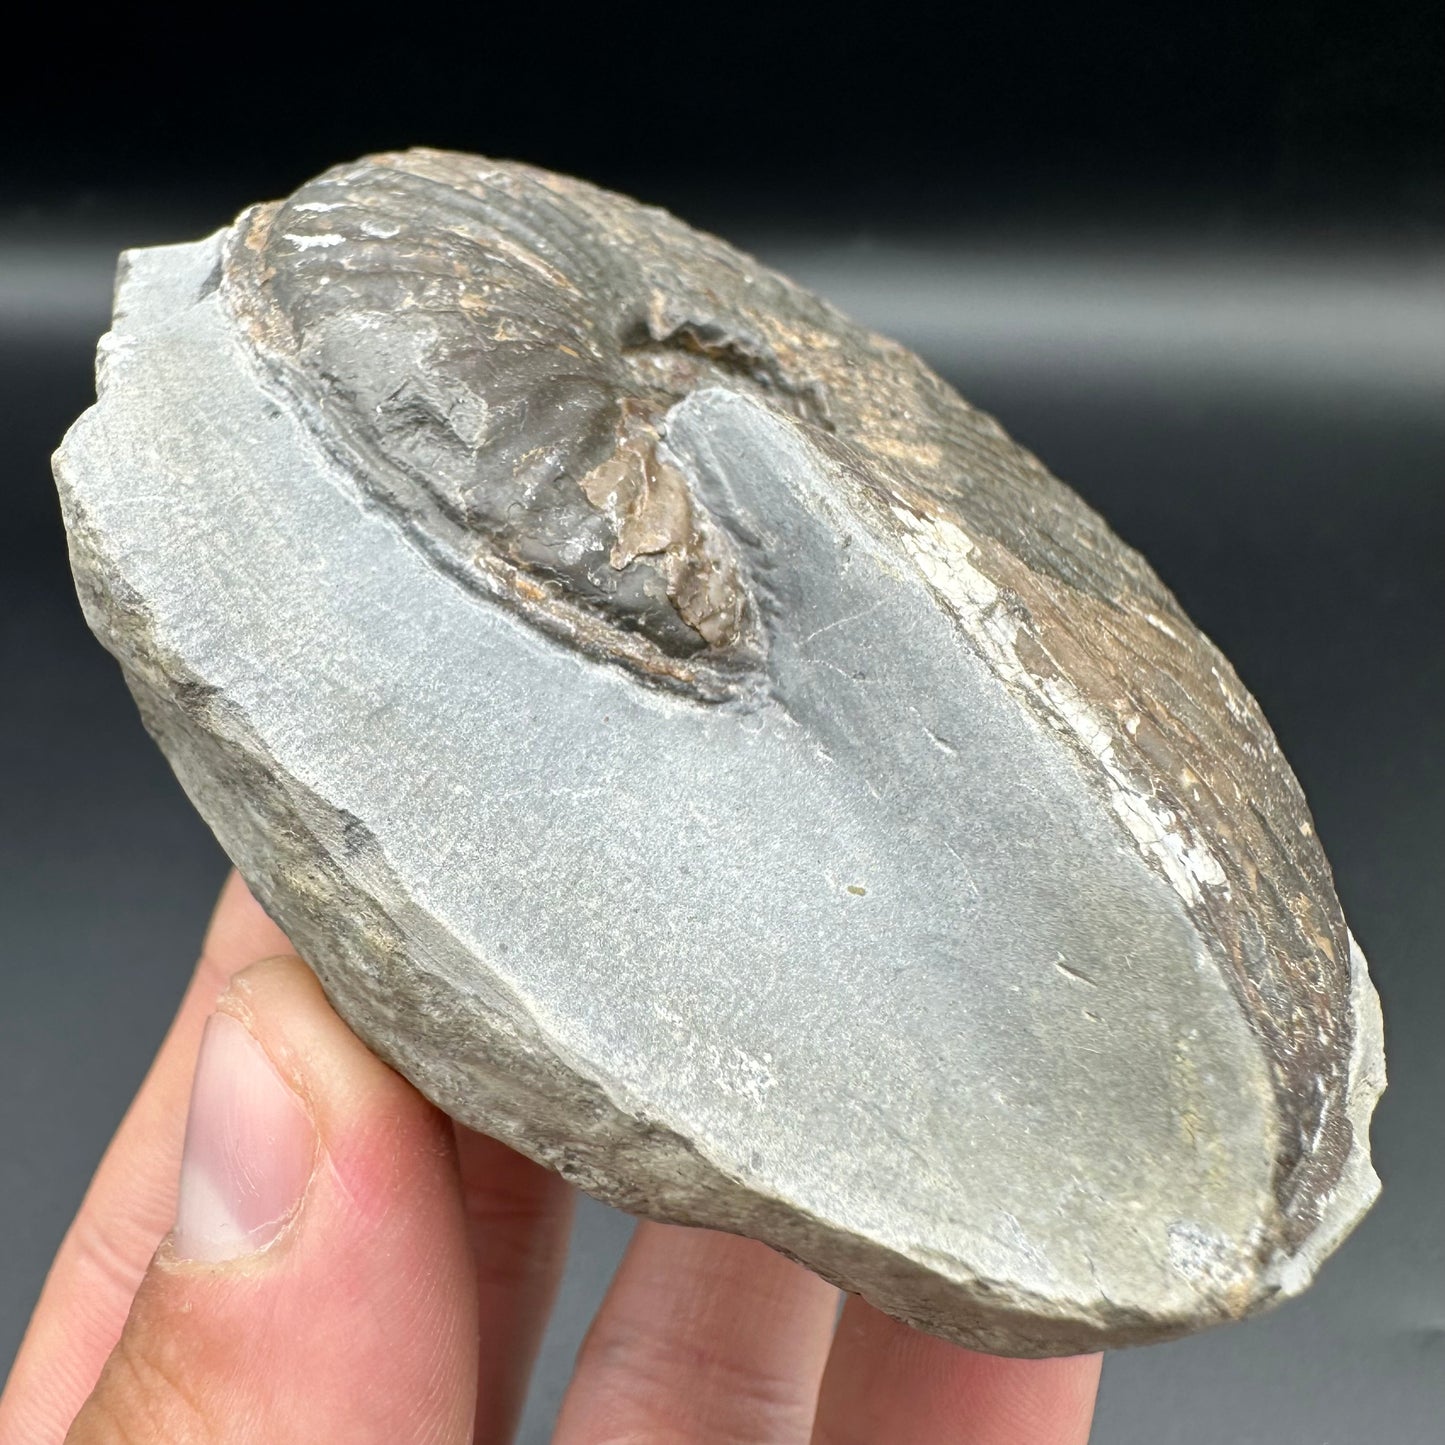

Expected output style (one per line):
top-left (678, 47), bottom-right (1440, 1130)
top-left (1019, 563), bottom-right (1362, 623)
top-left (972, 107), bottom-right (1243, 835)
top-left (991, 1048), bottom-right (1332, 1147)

top-left (579, 399), bottom-right (750, 649)
top-left (218, 147), bottom-right (1351, 1246)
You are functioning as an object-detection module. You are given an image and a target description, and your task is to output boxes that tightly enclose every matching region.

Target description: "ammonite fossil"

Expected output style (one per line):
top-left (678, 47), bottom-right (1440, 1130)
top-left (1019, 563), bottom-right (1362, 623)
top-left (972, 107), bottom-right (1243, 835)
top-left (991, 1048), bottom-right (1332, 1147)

top-left (54, 149), bottom-right (1384, 1355)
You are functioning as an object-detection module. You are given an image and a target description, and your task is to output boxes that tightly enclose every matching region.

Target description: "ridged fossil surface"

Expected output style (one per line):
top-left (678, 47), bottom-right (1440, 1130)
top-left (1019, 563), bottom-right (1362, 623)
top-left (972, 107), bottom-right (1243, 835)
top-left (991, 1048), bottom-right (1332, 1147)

top-left (55, 149), bottom-right (1383, 1355)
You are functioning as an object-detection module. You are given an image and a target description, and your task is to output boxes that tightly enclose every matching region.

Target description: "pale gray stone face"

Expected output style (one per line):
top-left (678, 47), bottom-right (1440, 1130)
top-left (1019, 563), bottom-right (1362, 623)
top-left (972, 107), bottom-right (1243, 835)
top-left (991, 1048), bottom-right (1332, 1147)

top-left (54, 151), bottom-right (1384, 1356)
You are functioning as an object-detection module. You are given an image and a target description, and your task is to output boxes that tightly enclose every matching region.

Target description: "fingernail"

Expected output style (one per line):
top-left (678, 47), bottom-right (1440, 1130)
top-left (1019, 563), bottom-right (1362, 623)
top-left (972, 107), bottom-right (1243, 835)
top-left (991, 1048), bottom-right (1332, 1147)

top-left (173, 1011), bottom-right (316, 1262)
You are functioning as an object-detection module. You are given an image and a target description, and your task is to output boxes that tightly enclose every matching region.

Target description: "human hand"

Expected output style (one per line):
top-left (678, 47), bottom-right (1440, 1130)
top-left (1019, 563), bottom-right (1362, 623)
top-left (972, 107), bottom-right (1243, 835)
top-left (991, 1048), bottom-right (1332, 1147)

top-left (0, 873), bottom-right (1101, 1443)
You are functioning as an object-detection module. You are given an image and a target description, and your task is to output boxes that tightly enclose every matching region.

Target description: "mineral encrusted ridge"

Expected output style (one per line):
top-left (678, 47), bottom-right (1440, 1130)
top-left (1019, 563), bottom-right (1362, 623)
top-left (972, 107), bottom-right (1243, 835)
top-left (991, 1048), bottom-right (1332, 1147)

top-left (54, 150), bottom-right (1384, 1355)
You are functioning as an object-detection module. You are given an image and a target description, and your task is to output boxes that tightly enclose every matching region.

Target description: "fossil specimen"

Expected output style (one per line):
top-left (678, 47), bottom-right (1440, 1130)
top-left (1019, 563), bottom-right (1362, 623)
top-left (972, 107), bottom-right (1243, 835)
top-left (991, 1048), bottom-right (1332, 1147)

top-left (54, 150), bottom-right (1384, 1355)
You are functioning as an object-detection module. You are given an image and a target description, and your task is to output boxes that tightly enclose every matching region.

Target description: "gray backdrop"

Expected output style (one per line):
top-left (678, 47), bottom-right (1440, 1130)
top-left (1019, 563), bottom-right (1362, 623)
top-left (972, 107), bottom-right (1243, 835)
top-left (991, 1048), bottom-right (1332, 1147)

top-left (3, 227), bottom-right (1441, 1442)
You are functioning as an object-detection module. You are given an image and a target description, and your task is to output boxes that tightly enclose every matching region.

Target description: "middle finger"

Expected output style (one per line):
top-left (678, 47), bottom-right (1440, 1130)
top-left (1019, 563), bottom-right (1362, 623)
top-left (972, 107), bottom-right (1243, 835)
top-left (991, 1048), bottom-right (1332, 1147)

top-left (552, 1220), bottom-right (839, 1443)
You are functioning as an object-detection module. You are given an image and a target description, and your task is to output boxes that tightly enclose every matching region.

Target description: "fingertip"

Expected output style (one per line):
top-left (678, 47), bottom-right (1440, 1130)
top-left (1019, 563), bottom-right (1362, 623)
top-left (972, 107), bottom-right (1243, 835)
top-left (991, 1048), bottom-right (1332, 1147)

top-left (201, 870), bottom-right (293, 971)
top-left (216, 953), bottom-right (424, 1126)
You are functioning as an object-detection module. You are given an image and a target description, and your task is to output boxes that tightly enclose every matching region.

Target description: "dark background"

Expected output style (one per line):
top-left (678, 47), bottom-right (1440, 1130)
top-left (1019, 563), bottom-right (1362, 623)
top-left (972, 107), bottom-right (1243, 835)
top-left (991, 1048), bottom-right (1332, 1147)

top-left (3, 4), bottom-right (1442, 1440)
top-left (4, 2), bottom-right (1442, 232)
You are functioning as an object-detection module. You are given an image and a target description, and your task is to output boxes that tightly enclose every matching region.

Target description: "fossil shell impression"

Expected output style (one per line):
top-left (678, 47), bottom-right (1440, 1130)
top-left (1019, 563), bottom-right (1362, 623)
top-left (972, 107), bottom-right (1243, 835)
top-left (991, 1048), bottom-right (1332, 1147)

top-left (54, 149), bottom-right (1384, 1355)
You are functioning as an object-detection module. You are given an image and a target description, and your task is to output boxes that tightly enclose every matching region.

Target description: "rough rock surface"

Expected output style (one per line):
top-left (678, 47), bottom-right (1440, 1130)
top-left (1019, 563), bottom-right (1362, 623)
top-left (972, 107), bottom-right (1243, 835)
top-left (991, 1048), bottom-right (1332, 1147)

top-left (54, 150), bottom-right (1384, 1355)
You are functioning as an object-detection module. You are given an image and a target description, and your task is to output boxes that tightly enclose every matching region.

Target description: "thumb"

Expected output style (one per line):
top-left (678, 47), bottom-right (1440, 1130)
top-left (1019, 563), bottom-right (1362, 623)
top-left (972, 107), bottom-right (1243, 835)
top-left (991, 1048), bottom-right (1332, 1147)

top-left (66, 955), bottom-right (478, 1445)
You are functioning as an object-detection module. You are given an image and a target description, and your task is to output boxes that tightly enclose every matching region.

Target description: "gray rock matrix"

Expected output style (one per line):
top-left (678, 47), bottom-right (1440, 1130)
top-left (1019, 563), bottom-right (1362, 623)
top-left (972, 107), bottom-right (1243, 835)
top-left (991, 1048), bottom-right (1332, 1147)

top-left (54, 150), bottom-right (1384, 1356)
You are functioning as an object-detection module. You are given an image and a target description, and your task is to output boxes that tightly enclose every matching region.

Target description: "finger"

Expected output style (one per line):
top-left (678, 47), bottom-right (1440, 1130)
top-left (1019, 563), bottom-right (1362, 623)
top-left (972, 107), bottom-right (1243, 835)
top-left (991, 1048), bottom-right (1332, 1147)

top-left (1, 872), bottom-right (291, 1443)
top-left (453, 1126), bottom-right (574, 1443)
top-left (64, 954), bottom-right (477, 1444)
top-left (552, 1221), bottom-right (839, 1443)
top-left (811, 1297), bottom-right (1101, 1445)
